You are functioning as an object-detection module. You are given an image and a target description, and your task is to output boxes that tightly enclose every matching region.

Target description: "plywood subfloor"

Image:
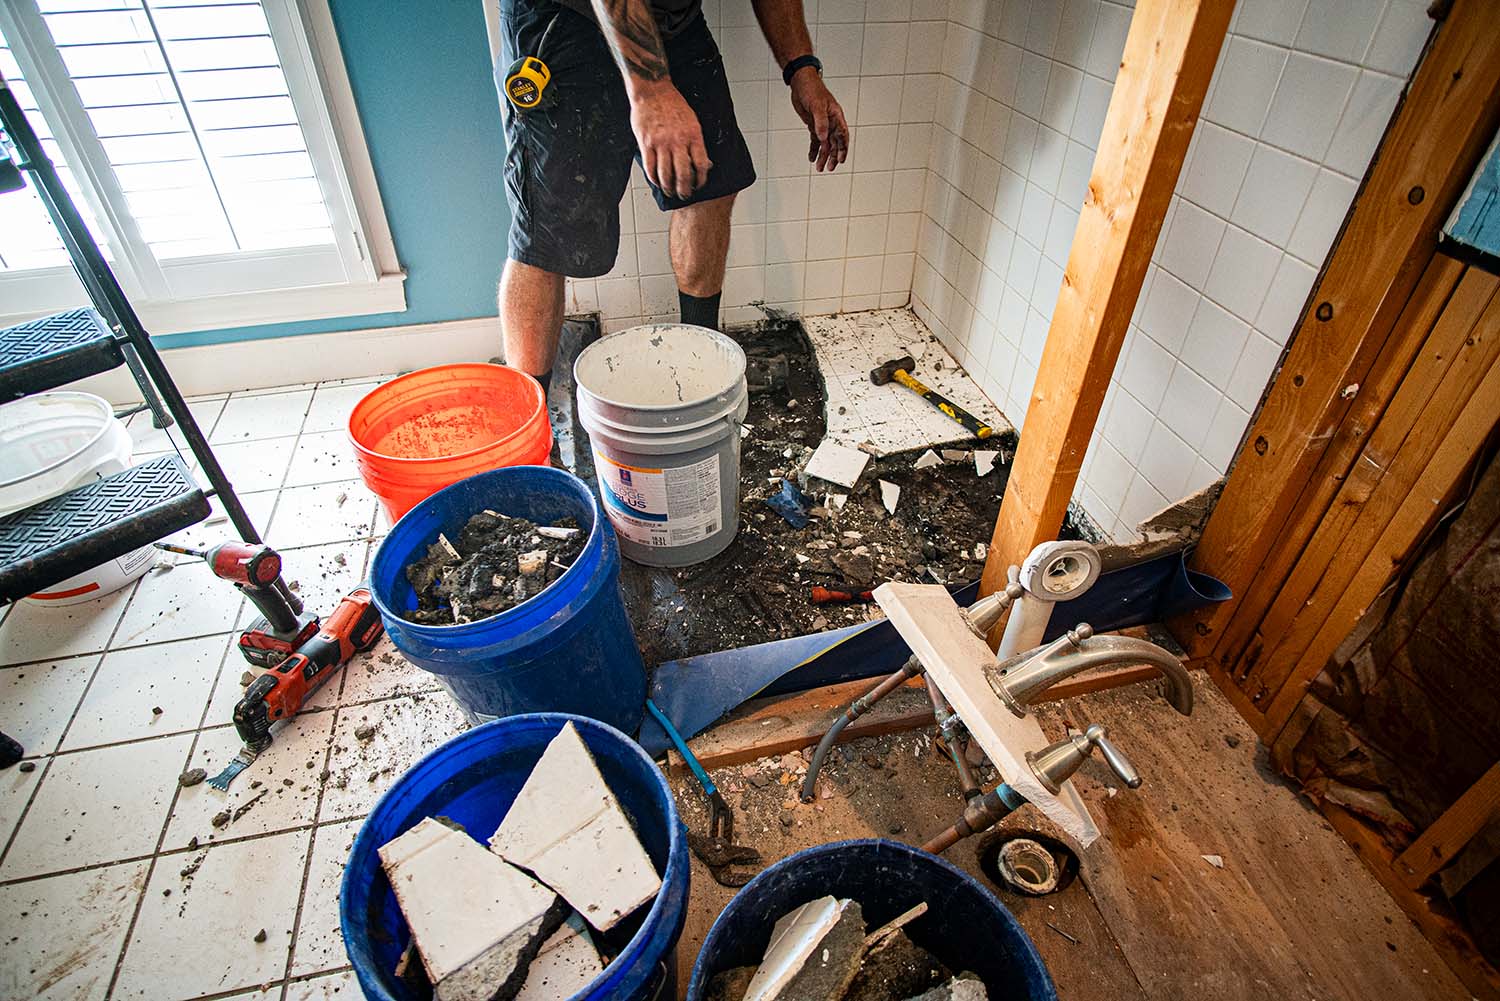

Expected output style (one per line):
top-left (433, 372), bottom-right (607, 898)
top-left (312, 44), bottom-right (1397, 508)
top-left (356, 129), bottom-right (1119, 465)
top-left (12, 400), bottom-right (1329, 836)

top-left (673, 675), bottom-right (1470, 1000)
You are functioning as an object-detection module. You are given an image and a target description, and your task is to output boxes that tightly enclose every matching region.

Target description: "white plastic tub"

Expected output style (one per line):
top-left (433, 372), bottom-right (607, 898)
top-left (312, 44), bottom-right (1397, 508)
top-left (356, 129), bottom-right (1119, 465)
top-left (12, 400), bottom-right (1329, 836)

top-left (0, 392), bottom-right (156, 604)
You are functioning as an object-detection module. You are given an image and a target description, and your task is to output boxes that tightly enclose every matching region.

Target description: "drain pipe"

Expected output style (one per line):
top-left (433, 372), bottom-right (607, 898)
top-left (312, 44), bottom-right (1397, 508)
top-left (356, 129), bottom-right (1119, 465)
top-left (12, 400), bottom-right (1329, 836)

top-left (996, 542), bottom-right (1102, 658)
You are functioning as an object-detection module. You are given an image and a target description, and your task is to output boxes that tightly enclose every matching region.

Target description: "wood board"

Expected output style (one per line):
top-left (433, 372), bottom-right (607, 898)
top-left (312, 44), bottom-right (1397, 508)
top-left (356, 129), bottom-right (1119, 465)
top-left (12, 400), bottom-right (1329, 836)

top-left (873, 581), bottom-right (1100, 845)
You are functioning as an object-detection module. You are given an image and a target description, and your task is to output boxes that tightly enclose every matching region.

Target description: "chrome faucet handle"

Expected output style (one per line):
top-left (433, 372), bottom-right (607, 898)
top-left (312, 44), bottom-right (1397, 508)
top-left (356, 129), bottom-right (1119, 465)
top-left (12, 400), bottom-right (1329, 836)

top-left (1086, 724), bottom-right (1141, 789)
top-left (1026, 723), bottom-right (1143, 793)
top-left (963, 578), bottom-right (1025, 636)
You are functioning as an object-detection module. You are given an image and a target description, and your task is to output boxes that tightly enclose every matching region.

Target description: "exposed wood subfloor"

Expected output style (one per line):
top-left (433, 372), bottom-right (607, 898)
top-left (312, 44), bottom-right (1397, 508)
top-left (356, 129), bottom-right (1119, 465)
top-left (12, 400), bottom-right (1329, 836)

top-left (672, 675), bottom-right (1471, 1000)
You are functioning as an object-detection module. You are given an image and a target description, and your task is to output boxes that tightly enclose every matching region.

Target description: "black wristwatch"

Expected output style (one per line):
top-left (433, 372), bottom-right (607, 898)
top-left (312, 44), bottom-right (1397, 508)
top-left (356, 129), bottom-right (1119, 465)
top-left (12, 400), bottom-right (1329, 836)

top-left (782, 54), bottom-right (822, 86)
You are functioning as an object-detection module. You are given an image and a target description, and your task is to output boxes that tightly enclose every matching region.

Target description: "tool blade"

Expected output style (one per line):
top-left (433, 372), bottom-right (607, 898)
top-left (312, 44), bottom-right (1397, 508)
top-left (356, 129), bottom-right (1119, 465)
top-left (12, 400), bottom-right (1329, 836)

top-left (207, 747), bottom-right (258, 791)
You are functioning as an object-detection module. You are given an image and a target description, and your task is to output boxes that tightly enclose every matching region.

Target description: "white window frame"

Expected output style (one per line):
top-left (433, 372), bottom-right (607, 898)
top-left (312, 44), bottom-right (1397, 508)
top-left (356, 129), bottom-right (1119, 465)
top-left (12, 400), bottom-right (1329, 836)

top-left (0, 0), bottom-right (405, 335)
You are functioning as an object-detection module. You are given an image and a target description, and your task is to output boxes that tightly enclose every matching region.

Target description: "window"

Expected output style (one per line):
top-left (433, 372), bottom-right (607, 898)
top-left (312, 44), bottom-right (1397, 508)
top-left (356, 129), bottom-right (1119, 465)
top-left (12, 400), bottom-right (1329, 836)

top-left (0, 0), bottom-right (403, 335)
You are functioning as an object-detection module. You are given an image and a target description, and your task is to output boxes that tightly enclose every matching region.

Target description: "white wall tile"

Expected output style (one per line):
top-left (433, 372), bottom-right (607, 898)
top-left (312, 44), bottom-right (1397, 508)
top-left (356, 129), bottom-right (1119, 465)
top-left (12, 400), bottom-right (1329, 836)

top-left (1138, 421), bottom-right (1198, 499)
top-left (1160, 199), bottom-right (1227, 288)
top-left (1205, 224), bottom-right (1281, 322)
top-left (1257, 254), bottom-right (1319, 344)
top-left (1119, 330), bottom-right (1174, 411)
top-left (1295, 0), bottom-right (1382, 64)
top-left (1325, 70), bottom-right (1403, 177)
top-left (1364, 1), bottom-right (1431, 77)
top-left (1138, 267), bottom-right (1200, 355)
top-left (1288, 168), bottom-right (1356, 264)
top-left (1182, 297), bottom-right (1251, 390)
top-left (1041, 63), bottom-right (1084, 134)
top-left (1233, 0), bottom-right (1310, 46)
top-left (1225, 330), bottom-right (1283, 411)
top-left (1202, 397), bottom-right (1252, 470)
top-left (1259, 52), bottom-right (1357, 161)
top-left (1205, 37), bottom-right (1287, 136)
top-left (1085, 2), bottom-right (1131, 80)
top-left (1158, 362), bottom-right (1221, 451)
top-left (1055, 0), bottom-right (1100, 71)
top-left (1230, 144), bottom-right (1317, 245)
top-left (1181, 123), bottom-right (1255, 217)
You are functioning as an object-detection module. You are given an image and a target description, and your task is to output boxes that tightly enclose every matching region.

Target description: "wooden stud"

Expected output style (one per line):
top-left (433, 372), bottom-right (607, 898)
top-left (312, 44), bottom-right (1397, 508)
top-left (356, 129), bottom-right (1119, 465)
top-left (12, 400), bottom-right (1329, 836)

top-left (1397, 762), bottom-right (1500, 890)
top-left (1173, 0), bottom-right (1500, 662)
top-left (1242, 274), bottom-right (1500, 702)
top-left (1200, 256), bottom-right (1468, 681)
top-left (978, 0), bottom-right (1233, 616)
top-left (1263, 351), bottom-right (1500, 732)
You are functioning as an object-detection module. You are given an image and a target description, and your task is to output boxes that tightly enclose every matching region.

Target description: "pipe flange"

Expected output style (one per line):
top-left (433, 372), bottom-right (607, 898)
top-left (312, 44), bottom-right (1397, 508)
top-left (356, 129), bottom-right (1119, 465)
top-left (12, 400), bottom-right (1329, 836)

top-left (1018, 541), bottom-right (1101, 600)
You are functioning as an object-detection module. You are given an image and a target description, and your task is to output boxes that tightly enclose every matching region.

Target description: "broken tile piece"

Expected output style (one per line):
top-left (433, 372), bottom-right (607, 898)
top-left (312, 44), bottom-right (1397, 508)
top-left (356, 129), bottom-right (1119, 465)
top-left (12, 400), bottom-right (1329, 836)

top-left (941, 449), bottom-right (968, 462)
top-left (906, 976), bottom-right (989, 1001)
top-left (743, 896), bottom-right (865, 1001)
top-left (804, 439), bottom-right (871, 488)
top-left (379, 818), bottom-right (563, 1001)
top-left (914, 450), bottom-right (941, 469)
top-left (879, 479), bottom-right (900, 515)
top-left (515, 913), bottom-right (605, 1001)
top-left (973, 450), bottom-right (999, 477)
top-left (490, 722), bottom-right (661, 932)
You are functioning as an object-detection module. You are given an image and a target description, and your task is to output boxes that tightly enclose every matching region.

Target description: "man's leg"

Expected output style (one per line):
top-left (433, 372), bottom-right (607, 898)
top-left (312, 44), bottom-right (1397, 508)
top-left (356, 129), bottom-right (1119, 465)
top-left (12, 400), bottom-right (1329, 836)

top-left (499, 259), bottom-right (565, 380)
top-left (670, 193), bottom-right (735, 329)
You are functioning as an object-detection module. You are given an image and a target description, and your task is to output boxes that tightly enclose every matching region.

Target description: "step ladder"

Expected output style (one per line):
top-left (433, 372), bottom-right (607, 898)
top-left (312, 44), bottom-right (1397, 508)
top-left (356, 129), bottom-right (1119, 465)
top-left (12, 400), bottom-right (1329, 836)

top-left (0, 76), bottom-right (271, 605)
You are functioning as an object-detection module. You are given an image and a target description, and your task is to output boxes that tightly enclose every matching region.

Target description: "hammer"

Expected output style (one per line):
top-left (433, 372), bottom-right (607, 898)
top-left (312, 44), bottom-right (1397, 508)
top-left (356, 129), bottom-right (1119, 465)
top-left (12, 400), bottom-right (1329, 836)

top-left (869, 355), bottom-right (994, 439)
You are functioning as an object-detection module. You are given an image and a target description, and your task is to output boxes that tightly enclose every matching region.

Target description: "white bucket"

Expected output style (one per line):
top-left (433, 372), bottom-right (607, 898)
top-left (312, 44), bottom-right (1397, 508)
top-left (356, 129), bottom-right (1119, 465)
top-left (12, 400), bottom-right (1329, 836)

top-left (573, 324), bottom-right (748, 567)
top-left (0, 392), bottom-right (157, 604)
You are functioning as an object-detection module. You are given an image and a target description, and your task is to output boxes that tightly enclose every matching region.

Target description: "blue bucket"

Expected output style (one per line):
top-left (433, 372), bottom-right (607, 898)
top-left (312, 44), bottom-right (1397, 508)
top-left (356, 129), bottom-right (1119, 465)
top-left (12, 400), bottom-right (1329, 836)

top-left (369, 465), bottom-right (647, 734)
top-left (341, 713), bottom-right (689, 1001)
top-left (686, 839), bottom-right (1057, 1000)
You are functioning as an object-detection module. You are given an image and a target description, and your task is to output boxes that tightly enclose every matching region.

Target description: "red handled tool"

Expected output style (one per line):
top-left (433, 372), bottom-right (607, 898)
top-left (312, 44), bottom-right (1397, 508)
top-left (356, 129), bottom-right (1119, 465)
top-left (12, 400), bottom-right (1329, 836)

top-left (811, 585), bottom-right (876, 604)
top-left (156, 541), bottom-right (317, 667)
top-left (208, 587), bottom-right (384, 790)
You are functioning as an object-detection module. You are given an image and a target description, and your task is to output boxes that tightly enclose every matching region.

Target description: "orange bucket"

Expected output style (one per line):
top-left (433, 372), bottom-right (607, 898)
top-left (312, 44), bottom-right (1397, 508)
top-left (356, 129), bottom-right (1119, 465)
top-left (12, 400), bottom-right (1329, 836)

top-left (348, 364), bottom-right (552, 523)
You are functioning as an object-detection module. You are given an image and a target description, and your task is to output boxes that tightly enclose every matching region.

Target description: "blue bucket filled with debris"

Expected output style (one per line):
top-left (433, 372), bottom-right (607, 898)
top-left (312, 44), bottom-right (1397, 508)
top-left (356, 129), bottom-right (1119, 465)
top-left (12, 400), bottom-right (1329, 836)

top-left (369, 464), bottom-right (646, 735)
top-left (686, 839), bottom-right (1057, 1000)
top-left (342, 713), bottom-right (689, 1001)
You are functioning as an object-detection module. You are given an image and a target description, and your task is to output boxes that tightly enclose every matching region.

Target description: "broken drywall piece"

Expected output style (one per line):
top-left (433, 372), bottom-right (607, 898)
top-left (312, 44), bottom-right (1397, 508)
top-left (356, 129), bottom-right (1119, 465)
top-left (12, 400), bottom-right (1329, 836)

top-left (880, 479), bottom-right (901, 515)
top-left (515, 913), bottom-right (605, 1001)
top-left (805, 439), bottom-right (872, 488)
top-left (743, 896), bottom-right (866, 1001)
top-left (490, 722), bottom-right (661, 932)
top-left (973, 450), bottom-right (999, 477)
top-left (379, 817), bottom-right (564, 1001)
top-left (1202, 854), bottom-right (1225, 869)
top-left (914, 449), bottom-right (941, 469)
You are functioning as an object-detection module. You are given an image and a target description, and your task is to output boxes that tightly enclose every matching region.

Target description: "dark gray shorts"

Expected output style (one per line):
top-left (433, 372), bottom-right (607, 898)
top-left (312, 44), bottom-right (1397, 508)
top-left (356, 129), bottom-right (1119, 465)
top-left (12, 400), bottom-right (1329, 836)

top-left (497, 1), bottom-right (757, 278)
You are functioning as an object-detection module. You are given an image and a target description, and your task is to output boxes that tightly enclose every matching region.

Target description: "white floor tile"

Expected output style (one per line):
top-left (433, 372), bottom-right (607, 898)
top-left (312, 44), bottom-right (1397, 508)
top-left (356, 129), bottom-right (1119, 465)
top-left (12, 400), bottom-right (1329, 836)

top-left (338, 636), bottom-right (441, 705)
top-left (0, 859), bottom-right (149, 1001)
top-left (157, 489), bottom-right (279, 555)
top-left (0, 761), bottom-right (41, 848)
top-left (0, 586), bottom-right (133, 666)
top-left (211, 389), bottom-right (314, 445)
top-left (317, 694), bottom-right (467, 823)
top-left (291, 820), bottom-right (359, 976)
top-left (267, 481), bottom-right (378, 551)
top-left (113, 829), bottom-right (311, 1001)
top-left (286, 970), bottom-right (356, 1001)
top-left (1, 734), bottom-right (192, 879)
top-left (163, 712), bottom-right (335, 851)
top-left (196, 435), bottom-right (298, 493)
top-left (304, 382), bottom-right (382, 435)
top-left (61, 636), bottom-right (229, 751)
top-left (127, 398), bottom-right (227, 453)
top-left (0, 656), bottom-right (99, 755)
top-left (112, 561), bottom-right (244, 648)
top-left (285, 430), bottom-right (362, 487)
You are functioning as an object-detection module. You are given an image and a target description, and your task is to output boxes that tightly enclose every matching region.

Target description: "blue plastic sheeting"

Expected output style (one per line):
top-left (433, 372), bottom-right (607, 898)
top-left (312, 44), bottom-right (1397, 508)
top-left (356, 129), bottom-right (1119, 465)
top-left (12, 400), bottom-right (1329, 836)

top-left (1442, 131), bottom-right (1500, 270)
top-left (638, 550), bottom-right (1230, 756)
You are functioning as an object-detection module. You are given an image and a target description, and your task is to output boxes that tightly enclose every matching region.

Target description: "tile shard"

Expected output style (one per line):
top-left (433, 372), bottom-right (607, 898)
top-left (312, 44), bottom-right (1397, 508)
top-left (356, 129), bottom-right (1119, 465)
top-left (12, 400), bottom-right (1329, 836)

top-left (879, 480), bottom-right (901, 515)
top-left (914, 449), bottom-right (942, 469)
top-left (515, 913), bottom-right (605, 1001)
top-left (743, 896), bottom-right (866, 1001)
top-left (490, 722), bottom-right (662, 932)
top-left (378, 817), bottom-right (565, 1001)
top-left (973, 450), bottom-right (999, 477)
top-left (804, 439), bottom-right (873, 489)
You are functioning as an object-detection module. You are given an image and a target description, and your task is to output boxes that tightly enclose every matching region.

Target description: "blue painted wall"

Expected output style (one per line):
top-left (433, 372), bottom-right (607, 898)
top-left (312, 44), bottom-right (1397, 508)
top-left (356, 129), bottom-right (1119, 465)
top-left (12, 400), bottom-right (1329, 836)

top-left (158, 0), bottom-right (509, 349)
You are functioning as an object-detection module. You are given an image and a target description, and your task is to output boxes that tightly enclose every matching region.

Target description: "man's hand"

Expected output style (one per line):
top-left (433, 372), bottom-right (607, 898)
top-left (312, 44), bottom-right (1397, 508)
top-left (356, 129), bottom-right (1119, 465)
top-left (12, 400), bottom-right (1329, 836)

top-left (789, 70), bottom-right (848, 171)
top-left (630, 81), bottom-right (713, 200)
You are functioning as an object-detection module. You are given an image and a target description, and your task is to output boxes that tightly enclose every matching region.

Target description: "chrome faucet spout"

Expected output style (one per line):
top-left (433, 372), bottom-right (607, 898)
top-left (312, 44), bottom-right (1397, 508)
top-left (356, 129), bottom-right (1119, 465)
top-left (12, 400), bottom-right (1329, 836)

top-left (989, 630), bottom-right (1194, 716)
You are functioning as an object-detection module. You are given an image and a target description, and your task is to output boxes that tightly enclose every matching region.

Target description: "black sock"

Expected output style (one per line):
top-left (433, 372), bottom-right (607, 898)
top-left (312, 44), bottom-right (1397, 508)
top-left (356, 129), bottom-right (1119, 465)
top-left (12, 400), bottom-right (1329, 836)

top-left (679, 289), bottom-right (722, 330)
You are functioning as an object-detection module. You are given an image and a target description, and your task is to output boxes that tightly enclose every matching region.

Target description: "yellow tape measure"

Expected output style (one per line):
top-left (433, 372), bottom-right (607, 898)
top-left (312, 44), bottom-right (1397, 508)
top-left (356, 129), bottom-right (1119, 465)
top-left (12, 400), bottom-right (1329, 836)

top-left (505, 56), bottom-right (552, 111)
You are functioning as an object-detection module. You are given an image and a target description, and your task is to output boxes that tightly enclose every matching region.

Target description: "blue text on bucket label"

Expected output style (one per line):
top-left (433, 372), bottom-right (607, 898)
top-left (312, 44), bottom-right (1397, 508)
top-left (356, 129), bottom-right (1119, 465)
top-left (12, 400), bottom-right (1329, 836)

top-left (594, 450), bottom-right (722, 550)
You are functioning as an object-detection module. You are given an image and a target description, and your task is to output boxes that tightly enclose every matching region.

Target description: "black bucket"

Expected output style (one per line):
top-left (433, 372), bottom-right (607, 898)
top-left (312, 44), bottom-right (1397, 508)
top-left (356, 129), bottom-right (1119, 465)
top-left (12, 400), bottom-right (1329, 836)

top-left (685, 839), bottom-right (1056, 999)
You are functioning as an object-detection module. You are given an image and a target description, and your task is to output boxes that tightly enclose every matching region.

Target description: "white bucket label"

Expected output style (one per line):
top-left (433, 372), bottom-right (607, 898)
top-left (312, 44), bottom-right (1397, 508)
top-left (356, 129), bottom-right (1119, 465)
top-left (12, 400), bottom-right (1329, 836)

top-left (594, 450), bottom-right (722, 549)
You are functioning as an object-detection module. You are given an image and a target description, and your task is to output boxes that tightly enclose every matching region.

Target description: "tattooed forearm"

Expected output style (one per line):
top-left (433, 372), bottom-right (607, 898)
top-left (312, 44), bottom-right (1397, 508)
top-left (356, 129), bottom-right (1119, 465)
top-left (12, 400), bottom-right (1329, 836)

top-left (593, 0), bottom-right (669, 84)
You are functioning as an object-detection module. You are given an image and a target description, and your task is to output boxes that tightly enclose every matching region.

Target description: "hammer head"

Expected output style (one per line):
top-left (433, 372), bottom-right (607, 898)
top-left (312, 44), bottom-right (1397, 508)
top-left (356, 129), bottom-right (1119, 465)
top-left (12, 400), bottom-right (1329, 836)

top-left (869, 354), bottom-right (916, 386)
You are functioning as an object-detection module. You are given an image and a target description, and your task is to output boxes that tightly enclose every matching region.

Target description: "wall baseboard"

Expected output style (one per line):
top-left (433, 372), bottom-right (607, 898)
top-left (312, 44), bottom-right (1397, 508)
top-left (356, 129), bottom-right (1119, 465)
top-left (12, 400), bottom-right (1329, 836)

top-left (72, 315), bottom-right (503, 403)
